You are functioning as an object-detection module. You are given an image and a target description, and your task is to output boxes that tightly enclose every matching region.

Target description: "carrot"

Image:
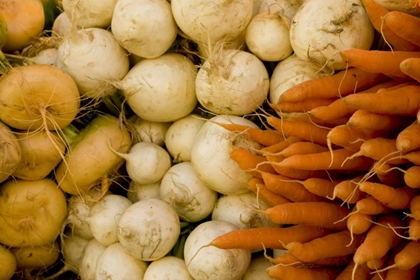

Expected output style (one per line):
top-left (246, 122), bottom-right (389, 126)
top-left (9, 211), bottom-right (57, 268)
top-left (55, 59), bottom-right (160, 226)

top-left (359, 182), bottom-right (418, 210)
top-left (297, 177), bottom-right (340, 198)
top-left (361, 0), bottom-right (420, 51)
top-left (336, 260), bottom-right (372, 280)
top-left (332, 176), bottom-right (368, 204)
top-left (349, 138), bottom-right (407, 165)
top-left (409, 218), bottom-right (420, 241)
top-left (380, 241), bottom-right (420, 272)
top-left (270, 98), bottom-right (336, 114)
top-left (347, 109), bottom-right (414, 132)
top-left (366, 254), bottom-right (389, 270)
top-left (260, 172), bottom-right (327, 202)
top-left (247, 178), bottom-right (292, 206)
top-left (383, 11), bottom-right (420, 48)
top-left (409, 0), bottom-right (420, 8)
top-left (402, 150), bottom-right (420, 165)
top-left (400, 57), bottom-right (420, 83)
top-left (384, 264), bottom-right (419, 280)
top-left (285, 230), bottom-right (364, 263)
top-left (342, 83), bottom-right (420, 116)
top-left (407, 195), bottom-right (420, 220)
top-left (229, 146), bottom-right (277, 178)
top-left (209, 224), bottom-right (331, 250)
top-left (260, 135), bottom-right (301, 154)
top-left (340, 49), bottom-right (420, 78)
top-left (266, 264), bottom-right (340, 280)
top-left (271, 149), bottom-right (374, 171)
top-left (266, 116), bottom-right (330, 146)
top-left (396, 121), bottom-right (420, 153)
top-left (279, 141), bottom-right (329, 157)
top-left (264, 201), bottom-right (350, 230)
top-left (271, 252), bottom-right (351, 267)
top-left (347, 212), bottom-right (373, 235)
top-left (278, 67), bottom-right (389, 103)
top-left (354, 196), bottom-right (393, 216)
top-left (310, 98), bottom-right (357, 121)
top-left (403, 166), bottom-right (420, 188)
top-left (372, 161), bottom-right (405, 188)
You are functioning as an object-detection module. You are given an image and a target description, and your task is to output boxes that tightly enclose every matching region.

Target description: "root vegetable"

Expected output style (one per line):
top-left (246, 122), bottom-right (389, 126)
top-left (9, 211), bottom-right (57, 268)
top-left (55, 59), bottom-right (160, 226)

top-left (0, 179), bottom-right (67, 247)
top-left (0, 121), bottom-right (21, 183)
top-left (62, 0), bottom-right (117, 28)
top-left (117, 198), bottom-right (181, 261)
top-left (52, 12), bottom-right (72, 38)
top-left (128, 115), bottom-right (171, 146)
top-left (0, 245), bottom-right (16, 280)
top-left (79, 239), bottom-right (107, 280)
top-left (143, 256), bottom-right (193, 280)
top-left (26, 48), bottom-right (58, 66)
top-left (111, 0), bottom-right (177, 58)
top-left (10, 241), bottom-right (60, 269)
top-left (256, 0), bottom-right (304, 19)
top-left (127, 181), bottom-right (161, 203)
top-left (160, 162), bottom-right (218, 222)
top-left (242, 254), bottom-right (273, 280)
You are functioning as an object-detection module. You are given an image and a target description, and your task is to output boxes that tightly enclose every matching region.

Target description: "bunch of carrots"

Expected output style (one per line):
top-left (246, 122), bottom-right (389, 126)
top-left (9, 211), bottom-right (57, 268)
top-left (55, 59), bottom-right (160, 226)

top-left (208, 1), bottom-right (420, 279)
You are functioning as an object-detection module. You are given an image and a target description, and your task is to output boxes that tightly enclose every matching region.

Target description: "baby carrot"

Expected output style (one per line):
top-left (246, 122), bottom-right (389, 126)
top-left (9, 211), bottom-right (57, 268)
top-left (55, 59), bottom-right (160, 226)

top-left (350, 138), bottom-right (408, 165)
top-left (373, 161), bottom-right (405, 188)
top-left (384, 10), bottom-right (420, 48)
top-left (271, 252), bottom-right (351, 267)
top-left (382, 240), bottom-right (420, 271)
top-left (396, 121), bottom-right (420, 153)
top-left (407, 195), bottom-right (420, 220)
top-left (354, 196), bottom-right (393, 216)
top-left (347, 109), bottom-right (414, 132)
top-left (384, 265), bottom-right (419, 280)
top-left (266, 264), bottom-right (340, 280)
top-left (332, 176), bottom-right (367, 204)
top-left (310, 98), bottom-right (357, 121)
top-left (400, 57), bottom-right (420, 83)
top-left (336, 260), bottom-right (372, 280)
top-left (409, 218), bottom-right (420, 241)
top-left (279, 141), bottom-right (329, 157)
top-left (229, 146), bottom-right (277, 178)
top-left (404, 166), bottom-right (420, 189)
top-left (247, 178), bottom-right (291, 206)
top-left (270, 98), bottom-right (336, 114)
top-left (347, 212), bottom-right (373, 236)
top-left (260, 135), bottom-right (301, 154)
top-left (298, 177), bottom-right (340, 198)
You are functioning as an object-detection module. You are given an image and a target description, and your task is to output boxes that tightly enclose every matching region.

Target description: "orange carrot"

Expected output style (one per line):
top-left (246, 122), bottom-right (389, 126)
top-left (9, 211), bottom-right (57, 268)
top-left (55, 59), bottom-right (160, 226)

top-left (310, 98), bottom-right (357, 121)
top-left (271, 98), bottom-right (336, 113)
top-left (396, 121), bottom-right (420, 153)
top-left (229, 146), bottom-right (277, 178)
top-left (409, 218), bottom-right (420, 241)
top-left (349, 138), bottom-right (408, 165)
top-left (247, 178), bottom-right (292, 206)
top-left (347, 212), bottom-right (373, 235)
top-left (407, 195), bottom-right (420, 220)
top-left (264, 201), bottom-right (350, 230)
top-left (340, 49), bottom-right (420, 78)
top-left (404, 166), bottom-right (420, 189)
top-left (279, 141), bottom-right (329, 157)
top-left (361, 0), bottom-right (420, 51)
top-left (271, 252), bottom-right (351, 267)
top-left (278, 67), bottom-right (389, 103)
top-left (355, 196), bottom-right (393, 216)
top-left (260, 135), bottom-right (301, 154)
top-left (384, 11), bottom-right (420, 48)
top-left (332, 176), bottom-right (368, 204)
top-left (266, 264), bottom-right (340, 280)
top-left (384, 264), bottom-right (419, 280)
top-left (298, 177), bottom-right (340, 198)
top-left (366, 254), bottom-right (390, 270)
top-left (336, 260), bottom-right (372, 280)
top-left (347, 109), bottom-right (414, 132)
top-left (402, 150), bottom-right (420, 165)
top-left (209, 224), bottom-right (331, 250)
top-left (359, 182), bottom-right (418, 210)
top-left (381, 241), bottom-right (420, 272)
top-left (285, 230), bottom-right (363, 263)
top-left (400, 57), bottom-right (420, 83)
top-left (372, 161), bottom-right (405, 188)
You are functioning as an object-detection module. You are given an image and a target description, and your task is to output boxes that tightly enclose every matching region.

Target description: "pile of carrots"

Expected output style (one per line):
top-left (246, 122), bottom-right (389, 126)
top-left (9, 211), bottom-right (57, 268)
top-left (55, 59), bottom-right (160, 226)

top-left (209, 1), bottom-right (420, 279)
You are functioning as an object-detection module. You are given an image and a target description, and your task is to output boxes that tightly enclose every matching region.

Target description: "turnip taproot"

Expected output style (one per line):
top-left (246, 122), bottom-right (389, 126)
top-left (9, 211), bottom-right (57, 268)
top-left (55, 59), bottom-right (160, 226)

top-left (79, 239), bottom-right (106, 280)
top-left (0, 245), bottom-right (16, 280)
top-left (184, 220), bottom-right (251, 280)
top-left (117, 198), bottom-right (180, 261)
top-left (143, 256), bottom-right (193, 280)
top-left (127, 181), bottom-right (161, 203)
top-left (128, 115), bottom-right (171, 146)
top-left (0, 179), bottom-right (67, 247)
top-left (62, 0), bottom-right (117, 28)
top-left (10, 241), bottom-right (60, 270)
top-left (242, 254), bottom-right (274, 280)
top-left (111, 0), bottom-right (177, 59)
top-left (0, 120), bottom-right (21, 183)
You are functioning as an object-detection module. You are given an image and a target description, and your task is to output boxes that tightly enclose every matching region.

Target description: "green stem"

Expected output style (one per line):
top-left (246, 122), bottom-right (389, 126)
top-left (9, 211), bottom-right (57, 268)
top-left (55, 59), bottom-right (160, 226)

top-left (60, 124), bottom-right (82, 147)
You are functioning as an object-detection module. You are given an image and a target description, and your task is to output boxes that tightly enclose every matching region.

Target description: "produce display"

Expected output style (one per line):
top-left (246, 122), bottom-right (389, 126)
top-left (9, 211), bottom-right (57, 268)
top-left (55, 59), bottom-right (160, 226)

top-left (1, 0), bottom-right (420, 279)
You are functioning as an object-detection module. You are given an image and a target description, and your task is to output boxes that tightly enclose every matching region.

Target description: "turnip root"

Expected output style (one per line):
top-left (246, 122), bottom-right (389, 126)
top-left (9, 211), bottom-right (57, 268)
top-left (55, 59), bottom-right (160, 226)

top-left (10, 241), bottom-right (60, 270)
top-left (119, 53), bottom-right (197, 122)
top-left (52, 12), bottom-right (72, 38)
top-left (13, 130), bottom-right (66, 180)
top-left (128, 115), bottom-right (171, 146)
top-left (79, 239), bottom-right (107, 280)
top-left (245, 11), bottom-right (293, 62)
top-left (164, 114), bottom-right (206, 163)
top-left (0, 121), bottom-right (21, 183)
top-left (117, 198), bottom-right (181, 261)
top-left (111, 0), bottom-right (177, 59)
top-left (171, 0), bottom-right (253, 45)
top-left (55, 114), bottom-right (131, 195)
top-left (143, 256), bottom-right (193, 280)
top-left (25, 48), bottom-right (58, 66)
top-left (184, 220), bottom-right (251, 280)
top-left (87, 194), bottom-right (132, 247)
top-left (242, 254), bottom-right (273, 280)
top-left (255, 0), bottom-right (304, 19)
top-left (195, 48), bottom-right (269, 115)
top-left (127, 181), bottom-right (161, 203)
top-left (56, 28), bottom-right (130, 99)
top-left (190, 115), bottom-right (261, 195)
top-left (62, 0), bottom-right (117, 28)
top-left (160, 162), bottom-right (218, 222)
top-left (290, 0), bottom-right (375, 71)
top-left (0, 245), bottom-right (16, 280)
top-left (95, 243), bottom-right (148, 280)
top-left (0, 179), bottom-right (67, 247)
top-left (0, 64), bottom-right (80, 131)
top-left (211, 192), bottom-right (277, 229)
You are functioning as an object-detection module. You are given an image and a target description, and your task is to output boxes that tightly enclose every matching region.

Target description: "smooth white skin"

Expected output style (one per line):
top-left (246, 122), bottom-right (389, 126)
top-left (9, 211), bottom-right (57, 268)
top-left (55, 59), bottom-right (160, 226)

top-left (269, 54), bottom-right (325, 104)
top-left (60, 232), bottom-right (91, 274)
top-left (195, 49), bottom-right (269, 115)
top-left (87, 194), bottom-right (132, 247)
top-left (143, 256), bottom-right (193, 280)
top-left (127, 181), bottom-right (161, 203)
top-left (111, 0), bottom-right (177, 58)
top-left (171, 0), bottom-right (253, 45)
top-left (184, 220), bottom-right (251, 280)
top-left (290, 0), bottom-right (375, 71)
top-left (128, 115), bottom-right (172, 147)
top-left (255, 0), bottom-right (303, 19)
top-left (160, 162), bottom-right (218, 222)
top-left (52, 12), bottom-right (72, 38)
top-left (245, 11), bottom-right (293, 62)
top-left (79, 239), bottom-right (107, 280)
top-left (117, 198), bottom-right (181, 261)
top-left (190, 115), bottom-right (261, 195)
top-left (242, 254), bottom-right (273, 280)
top-left (164, 114), bottom-right (206, 163)
top-left (95, 243), bottom-right (148, 280)
top-left (211, 192), bottom-right (277, 229)
top-left (115, 142), bottom-right (172, 185)
top-left (120, 53), bottom-right (197, 122)
top-left (56, 28), bottom-right (130, 98)
top-left (62, 0), bottom-right (117, 28)
top-left (27, 48), bottom-right (58, 66)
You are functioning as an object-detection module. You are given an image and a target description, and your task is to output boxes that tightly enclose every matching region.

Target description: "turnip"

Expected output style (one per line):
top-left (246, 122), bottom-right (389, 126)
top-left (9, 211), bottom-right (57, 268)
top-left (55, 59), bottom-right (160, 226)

top-left (242, 254), bottom-right (273, 280)
top-left (184, 220), bottom-right (251, 280)
top-left (0, 179), bottom-right (67, 247)
top-left (62, 0), bottom-right (117, 28)
top-left (143, 256), bottom-right (193, 280)
top-left (211, 192), bottom-right (277, 229)
top-left (95, 242), bottom-right (148, 280)
top-left (56, 27), bottom-right (130, 99)
top-left (79, 239), bottom-right (107, 280)
top-left (245, 11), bottom-right (293, 62)
top-left (190, 115), bottom-right (261, 195)
top-left (117, 198), bottom-right (181, 261)
top-left (10, 241), bottom-right (60, 270)
top-left (112, 141), bottom-right (171, 185)
top-left (118, 53), bottom-right (197, 122)
top-left (87, 194), bottom-right (132, 247)
top-left (127, 181), bottom-right (161, 203)
top-left (0, 245), bottom-right (16, 280)
top-left (255, 0), bottom-right (304, 19)
top-left (195, 48), bottom-right (269, 115)
top-left (0, 120), bottom-right (21, 183)
top-left (52, 12), bottom-right (72, 38)
top-left (290, 0), bottom-right (375, 71)
top-left (171, 0), bottom-right (253, 45)
top-left (128, 115), bottom-right (172, 146)
top-left (111, 0), bottom-right (177, 59)
top-left (160, 162), bottom-right (218, 222)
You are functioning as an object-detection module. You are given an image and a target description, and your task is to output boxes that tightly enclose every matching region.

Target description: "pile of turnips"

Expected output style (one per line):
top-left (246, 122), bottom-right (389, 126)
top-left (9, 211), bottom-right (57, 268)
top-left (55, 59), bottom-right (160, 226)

top-left (1, 0), bottom-right (420, 279)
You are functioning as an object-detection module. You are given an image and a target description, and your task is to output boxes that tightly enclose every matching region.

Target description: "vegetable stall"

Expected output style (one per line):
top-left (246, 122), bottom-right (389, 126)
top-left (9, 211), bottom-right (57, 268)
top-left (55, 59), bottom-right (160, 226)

top-left (1, 0), bottom-right (420, 279)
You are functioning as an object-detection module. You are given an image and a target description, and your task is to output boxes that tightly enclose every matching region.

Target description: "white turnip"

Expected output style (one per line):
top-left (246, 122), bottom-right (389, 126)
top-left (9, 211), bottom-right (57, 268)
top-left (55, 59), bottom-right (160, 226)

top-left (255, 0), bottom-right (304, 19)
top-left (52, 12), bottom-right (72, 38)
top-left (79, 239), bottom-right (107, 280)
top-left (128, 115), bottom-right (171, 146)
top-left (127, 181), bottom-right (161, 203)
top-left (62, 0), bottom-right (117, 28)
top-left (143, 256), bottom-right (193, 280)
top-left (242, 254), bottom-right (274, 280)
